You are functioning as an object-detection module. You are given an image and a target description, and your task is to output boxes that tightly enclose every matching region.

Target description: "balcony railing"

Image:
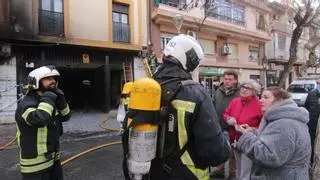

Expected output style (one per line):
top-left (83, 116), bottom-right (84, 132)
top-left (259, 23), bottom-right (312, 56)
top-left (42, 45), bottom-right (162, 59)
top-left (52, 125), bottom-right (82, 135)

top-left (38, 9), bottom-right (64, 36)
top-left (271, 21), bottom-right (291, 33)
top-left (207, 12), bottom-right (245, 26)
top-left (113, 22), bottom-right (130, 43)
top-left (159, 0), bottom-right (186, 8)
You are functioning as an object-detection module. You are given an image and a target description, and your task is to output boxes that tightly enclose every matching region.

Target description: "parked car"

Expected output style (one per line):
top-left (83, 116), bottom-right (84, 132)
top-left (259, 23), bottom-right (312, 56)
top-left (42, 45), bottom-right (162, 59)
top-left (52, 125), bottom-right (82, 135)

top-left (287, 79), bottom-right (317, 106)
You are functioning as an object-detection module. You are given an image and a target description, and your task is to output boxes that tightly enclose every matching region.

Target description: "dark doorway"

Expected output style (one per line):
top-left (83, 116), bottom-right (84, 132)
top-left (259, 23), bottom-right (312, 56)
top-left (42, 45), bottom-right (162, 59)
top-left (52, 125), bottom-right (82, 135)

top-left (110, 70), bottom-right (123, 109)
top-left (58, 67), bottom-right (105, 111)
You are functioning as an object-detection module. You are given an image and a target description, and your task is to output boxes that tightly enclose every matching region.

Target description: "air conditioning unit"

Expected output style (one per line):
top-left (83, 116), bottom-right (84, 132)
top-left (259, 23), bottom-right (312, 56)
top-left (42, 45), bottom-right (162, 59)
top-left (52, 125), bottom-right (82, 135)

top-left (222, 44), bottom-right (232, 55)
top-left (186, 30), bottom-right (197, 39)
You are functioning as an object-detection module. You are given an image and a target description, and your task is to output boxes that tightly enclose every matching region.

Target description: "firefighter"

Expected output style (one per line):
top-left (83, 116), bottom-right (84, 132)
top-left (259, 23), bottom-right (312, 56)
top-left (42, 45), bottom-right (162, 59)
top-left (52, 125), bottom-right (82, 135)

top-left (148, 34), bottom-right (231, 179)
top-left (15, 65), bottom-right (71, 180)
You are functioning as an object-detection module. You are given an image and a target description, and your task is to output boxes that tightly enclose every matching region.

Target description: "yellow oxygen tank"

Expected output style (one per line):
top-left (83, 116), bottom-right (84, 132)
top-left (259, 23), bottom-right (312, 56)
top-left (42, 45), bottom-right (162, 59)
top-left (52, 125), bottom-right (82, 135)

top-left (127, 78), bottom-right (161, 180)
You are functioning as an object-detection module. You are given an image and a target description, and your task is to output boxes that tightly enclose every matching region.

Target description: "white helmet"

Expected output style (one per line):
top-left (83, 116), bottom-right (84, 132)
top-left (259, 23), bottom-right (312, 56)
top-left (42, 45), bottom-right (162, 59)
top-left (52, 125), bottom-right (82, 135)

top-left (163, 34), bottom-right (204, 72)
top-left (27, 66), bottom-right (60, 89)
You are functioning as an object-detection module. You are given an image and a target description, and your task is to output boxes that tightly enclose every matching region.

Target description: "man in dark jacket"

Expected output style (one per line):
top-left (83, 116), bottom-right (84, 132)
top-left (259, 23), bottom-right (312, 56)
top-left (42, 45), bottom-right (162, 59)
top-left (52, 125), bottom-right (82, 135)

top-left (15, 66), bottom-right (71, 180)
top-left (211, 70), bottom-right (240, 179)
top-left (150, 34), bottom-right (231, 180)
top-left (305, 79), bottom-right (320, 166)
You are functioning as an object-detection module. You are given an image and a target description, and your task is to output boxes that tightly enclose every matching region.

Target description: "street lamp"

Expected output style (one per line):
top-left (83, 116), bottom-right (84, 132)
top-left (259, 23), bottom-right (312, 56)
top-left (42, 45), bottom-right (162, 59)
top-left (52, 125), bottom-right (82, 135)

top-left (173, 14), bottom-right (184, 34)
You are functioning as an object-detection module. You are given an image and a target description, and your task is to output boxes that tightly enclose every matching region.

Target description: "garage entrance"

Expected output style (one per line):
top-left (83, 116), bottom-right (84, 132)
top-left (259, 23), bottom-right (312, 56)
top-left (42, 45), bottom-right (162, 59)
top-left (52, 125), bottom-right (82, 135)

top-left (58, 66), bottom-right (106, 111)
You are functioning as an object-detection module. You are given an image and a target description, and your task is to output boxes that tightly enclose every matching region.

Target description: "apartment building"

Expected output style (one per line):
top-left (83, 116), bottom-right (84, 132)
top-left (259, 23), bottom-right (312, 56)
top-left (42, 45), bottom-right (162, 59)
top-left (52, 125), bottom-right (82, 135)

top-left (306, 21), bottom-right (320, 75)
top-left (0, 0), bottom-right (148, 123)
top-left (265, 1), bottom-right (310, 87)
top-left (152, 0), bottom-right (272, 93)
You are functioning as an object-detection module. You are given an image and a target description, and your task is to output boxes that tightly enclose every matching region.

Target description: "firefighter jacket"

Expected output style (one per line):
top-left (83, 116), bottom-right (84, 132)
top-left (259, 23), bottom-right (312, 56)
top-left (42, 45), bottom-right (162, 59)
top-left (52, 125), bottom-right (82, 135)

top-left (150, 62), bottom-right (231, 180)
top-left (15, 90), bottom-right (71, 174)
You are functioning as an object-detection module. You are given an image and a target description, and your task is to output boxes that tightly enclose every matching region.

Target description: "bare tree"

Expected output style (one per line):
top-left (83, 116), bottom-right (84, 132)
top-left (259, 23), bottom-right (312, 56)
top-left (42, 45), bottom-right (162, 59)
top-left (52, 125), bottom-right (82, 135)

top-left (171, 0), bottom-right (215, 35)
top-left (277, 0), bottom-right (320, 87)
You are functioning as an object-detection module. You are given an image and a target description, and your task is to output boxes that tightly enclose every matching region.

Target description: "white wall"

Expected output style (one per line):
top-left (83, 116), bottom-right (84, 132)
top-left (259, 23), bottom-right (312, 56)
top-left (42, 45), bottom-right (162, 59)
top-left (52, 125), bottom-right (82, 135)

top-left (68, 0), bottom-right (108, 41)
top-left (133, 57), bottom-right (147, 80)
top-left (0, 57), bottom-right (17, 124)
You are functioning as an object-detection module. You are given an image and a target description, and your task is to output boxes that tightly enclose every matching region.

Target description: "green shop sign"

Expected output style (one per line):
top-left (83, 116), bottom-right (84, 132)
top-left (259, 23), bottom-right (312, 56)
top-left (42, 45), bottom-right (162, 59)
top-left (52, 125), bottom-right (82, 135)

top-left (201, 67), bottom-right (224, 75)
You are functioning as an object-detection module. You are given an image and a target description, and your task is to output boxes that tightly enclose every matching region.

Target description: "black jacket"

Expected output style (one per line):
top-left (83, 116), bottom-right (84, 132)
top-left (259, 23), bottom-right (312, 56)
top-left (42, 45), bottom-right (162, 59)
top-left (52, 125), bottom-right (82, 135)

top-left (305, 89), bottom-right (320, 138)
top-left (213, 84), bottom-right (240, 131)
top-left (15, 91), bottom-right (71, 174)
top-left (150, 62), bottom-right (231, 180)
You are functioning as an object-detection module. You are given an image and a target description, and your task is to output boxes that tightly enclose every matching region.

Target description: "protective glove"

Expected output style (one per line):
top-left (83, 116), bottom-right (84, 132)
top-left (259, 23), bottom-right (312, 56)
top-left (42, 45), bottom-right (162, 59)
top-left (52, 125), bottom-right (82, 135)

top-left (227, 117), bottom-right (237, 126)
top-left (44, 87), bottom-right (66, 110)
top-left (52, 87), bottom-right (64, 96)
top-left (53, 88), bottom-right (67, 110)
top-left (41, 91), bottom-right (57, 106)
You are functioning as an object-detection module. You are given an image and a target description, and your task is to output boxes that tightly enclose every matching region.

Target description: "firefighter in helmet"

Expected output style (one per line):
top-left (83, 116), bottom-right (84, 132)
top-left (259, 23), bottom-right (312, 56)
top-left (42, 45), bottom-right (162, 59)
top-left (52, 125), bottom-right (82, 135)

top-left (15, 65), bottom-right (71, 180)
top-left (149, 34), bottom-right (231, 179)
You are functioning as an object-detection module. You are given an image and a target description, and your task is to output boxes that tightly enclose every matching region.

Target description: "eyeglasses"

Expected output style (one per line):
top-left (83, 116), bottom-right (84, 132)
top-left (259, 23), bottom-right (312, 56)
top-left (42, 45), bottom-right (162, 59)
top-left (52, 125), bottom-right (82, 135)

top-left (240, 85), bottom-right (253, 91)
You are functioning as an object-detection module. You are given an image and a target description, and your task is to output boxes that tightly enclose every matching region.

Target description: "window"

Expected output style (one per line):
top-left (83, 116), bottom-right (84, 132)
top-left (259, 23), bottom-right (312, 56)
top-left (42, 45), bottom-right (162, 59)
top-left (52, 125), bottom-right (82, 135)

top-left (278, 34), bottom-right (286, 50)
top-left (206, 0), bottom-right (245, 26)
top-left (249, 75), bottom-right (260, 82)
top-left (249, 46), bottom-right (259, 60)
top-left (160, 37), bottom-right (171, 50)
top-left (199, 39), bottom-right (215, 55)
top-left (38, 0), bottom-right (64, 35)
top-left (273, 14), bottom-right (280, 21)
top-left (228, 44), bottom-right (238, 60)
top-left (40, 0), bottom-right (63, 12)
top-left (257, 14), bottom-right (266, 30)
top-left (160, 33), bottom-right (175, 50)
top-left (113, 4), bottom-right (130, 43)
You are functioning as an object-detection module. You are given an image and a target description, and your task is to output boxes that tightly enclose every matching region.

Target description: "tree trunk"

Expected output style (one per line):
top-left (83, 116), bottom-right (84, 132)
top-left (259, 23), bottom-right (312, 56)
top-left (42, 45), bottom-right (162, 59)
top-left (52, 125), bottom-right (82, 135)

top-left (277, 26), bottom-right (303, 87)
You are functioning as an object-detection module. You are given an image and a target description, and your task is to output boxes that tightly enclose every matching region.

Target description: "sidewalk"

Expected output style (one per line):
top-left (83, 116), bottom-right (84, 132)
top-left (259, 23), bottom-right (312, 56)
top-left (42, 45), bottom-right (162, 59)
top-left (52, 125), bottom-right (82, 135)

top-left (63, 110), bottom-right (120, 134)
top-left (0, 110), bottom-right (121, 145)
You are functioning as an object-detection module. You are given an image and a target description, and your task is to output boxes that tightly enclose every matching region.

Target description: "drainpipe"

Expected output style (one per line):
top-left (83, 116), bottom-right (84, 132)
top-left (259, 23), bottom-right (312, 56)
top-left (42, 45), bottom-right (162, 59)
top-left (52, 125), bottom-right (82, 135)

top-left (148, 0), bottom-right (153, 54)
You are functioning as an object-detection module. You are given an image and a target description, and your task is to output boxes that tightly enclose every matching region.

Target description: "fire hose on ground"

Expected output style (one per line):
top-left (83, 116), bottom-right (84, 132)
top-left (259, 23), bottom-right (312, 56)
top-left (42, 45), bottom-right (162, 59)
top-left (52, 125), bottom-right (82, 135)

top-left (0, 136), bottom-right (16, 150)
top-left (61, 141), bottom-right (122, 166)
top-left (61, 118), bottom-right (123, 166)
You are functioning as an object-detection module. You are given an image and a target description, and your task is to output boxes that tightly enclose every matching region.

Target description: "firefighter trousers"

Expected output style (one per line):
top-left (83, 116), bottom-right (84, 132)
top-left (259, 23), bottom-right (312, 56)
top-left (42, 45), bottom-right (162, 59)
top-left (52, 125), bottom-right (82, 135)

top-left (22, 160), bottom-right (63, 180)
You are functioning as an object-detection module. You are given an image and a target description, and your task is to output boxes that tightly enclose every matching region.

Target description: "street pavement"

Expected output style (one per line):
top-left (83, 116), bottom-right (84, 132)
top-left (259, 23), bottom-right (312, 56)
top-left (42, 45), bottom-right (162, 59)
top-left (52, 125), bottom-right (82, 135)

top-left (0, 110), bottom-right (225, 180)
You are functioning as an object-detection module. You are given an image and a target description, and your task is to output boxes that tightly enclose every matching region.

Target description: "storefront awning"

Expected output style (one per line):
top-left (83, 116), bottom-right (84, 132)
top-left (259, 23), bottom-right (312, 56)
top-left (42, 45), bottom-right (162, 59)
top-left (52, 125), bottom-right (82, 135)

top-left (200, 67), bottom-right (224, 76)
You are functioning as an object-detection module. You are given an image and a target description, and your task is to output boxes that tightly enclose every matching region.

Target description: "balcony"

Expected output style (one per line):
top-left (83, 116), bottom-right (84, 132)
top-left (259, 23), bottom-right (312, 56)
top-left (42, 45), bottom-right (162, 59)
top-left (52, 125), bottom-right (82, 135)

top-left (241, 0), bottom-right (270, 11)
top-left (207, 12), bottom-right (245, 26)
top-left (38, 9), bottom-right (64, 36)
top-left (158, 0), bottom-right (186, 9)
top-left (113, 22), bottom-right (130, 43)
top-left (271, 21), bottom-right (290, 33)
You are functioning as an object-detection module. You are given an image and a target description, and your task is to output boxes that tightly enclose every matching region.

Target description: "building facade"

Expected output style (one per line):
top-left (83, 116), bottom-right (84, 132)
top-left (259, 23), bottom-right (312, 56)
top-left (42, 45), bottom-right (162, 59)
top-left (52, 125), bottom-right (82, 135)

top-left (306, 21), bottom-right (320, 76)
top-left (265, 1), bottom-right (310, 88)
top-left (0, 0), bottom-right (149, 123)
top-left (152, 0), bottom-right (272, 94)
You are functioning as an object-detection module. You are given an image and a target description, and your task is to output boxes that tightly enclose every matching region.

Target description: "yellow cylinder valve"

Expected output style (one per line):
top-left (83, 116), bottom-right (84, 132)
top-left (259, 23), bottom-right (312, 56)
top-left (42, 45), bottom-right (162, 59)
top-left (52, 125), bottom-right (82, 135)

top-left (121, 82), bottom-right (133, 104)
